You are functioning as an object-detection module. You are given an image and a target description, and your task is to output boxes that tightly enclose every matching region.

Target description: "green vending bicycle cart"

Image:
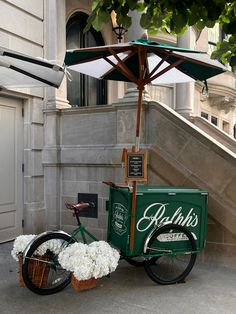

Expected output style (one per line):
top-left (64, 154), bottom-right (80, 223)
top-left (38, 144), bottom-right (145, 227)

top-left (107, 185), bottom-right (208, 285)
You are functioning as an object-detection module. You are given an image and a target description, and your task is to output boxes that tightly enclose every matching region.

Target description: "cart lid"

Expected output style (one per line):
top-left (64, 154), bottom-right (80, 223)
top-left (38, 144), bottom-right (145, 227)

top-left (136, 185), bottom-right (208, 194)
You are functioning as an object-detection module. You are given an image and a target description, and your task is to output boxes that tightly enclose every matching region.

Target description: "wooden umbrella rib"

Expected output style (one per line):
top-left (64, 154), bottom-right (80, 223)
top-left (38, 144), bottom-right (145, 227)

top-left (145, 50), bottom-right (174, 81)
top-left (144, 59), bottom-right (184, 85)
top-left (102, 56), bottom-right (137, 83)
top-left (102, 50), bottom-right (137, 81)
top-left (68, 46), bottom-right (131, 66)
top-left (165, 50), bottom-right (225, 70)
top-left (108, 48), bottom-right (140, 84)
top-left (151, 50), bottom-right (200, 80)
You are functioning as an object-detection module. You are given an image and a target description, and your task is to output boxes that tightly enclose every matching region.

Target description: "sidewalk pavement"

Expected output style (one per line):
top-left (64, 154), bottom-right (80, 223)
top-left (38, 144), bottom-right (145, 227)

top-left (1, 241), bottom-right (236, 314)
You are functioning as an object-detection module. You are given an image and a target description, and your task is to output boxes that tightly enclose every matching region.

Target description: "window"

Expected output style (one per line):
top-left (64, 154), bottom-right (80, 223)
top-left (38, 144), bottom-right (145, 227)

top-left (222, 120), bottom-right (229, 133)
top-left (66, 12), bottom-right (107, 107)
top-left (201, 112), bottom-right (209, 120)
top-left (211, 116), bottom-right (218, 126)
top-left (147, 84), bottom-right (175, 108)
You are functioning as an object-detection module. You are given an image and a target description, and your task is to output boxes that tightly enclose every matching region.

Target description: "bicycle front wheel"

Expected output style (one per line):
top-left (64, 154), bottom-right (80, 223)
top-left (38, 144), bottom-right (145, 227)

top-left (125, 256), bottom-right (158, 267)
top-left (22, 232), bottom-right (75, 295)
top-left (144, 224), bottom-right (197, 285)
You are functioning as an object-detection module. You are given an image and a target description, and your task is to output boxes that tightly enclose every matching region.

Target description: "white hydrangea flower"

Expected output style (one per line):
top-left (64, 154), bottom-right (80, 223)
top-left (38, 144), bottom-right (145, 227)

top-left (11, 234), bottom-right (36, 261)
top-left (35, 239), bottom-right (64, 256)
top-left (58, 240), bottom-right (120, 280)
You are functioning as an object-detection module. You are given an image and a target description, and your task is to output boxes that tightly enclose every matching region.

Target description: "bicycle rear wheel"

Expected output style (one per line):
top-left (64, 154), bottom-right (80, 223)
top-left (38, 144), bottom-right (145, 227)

top-left (22, 232), bottom-right (75, 295)
top-left (144, 224), bottom-right (197, 285)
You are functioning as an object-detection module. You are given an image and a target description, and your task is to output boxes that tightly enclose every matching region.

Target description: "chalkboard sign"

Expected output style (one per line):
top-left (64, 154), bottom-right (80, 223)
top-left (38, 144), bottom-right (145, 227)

top-left (125, 151), bottom-right (147, 182)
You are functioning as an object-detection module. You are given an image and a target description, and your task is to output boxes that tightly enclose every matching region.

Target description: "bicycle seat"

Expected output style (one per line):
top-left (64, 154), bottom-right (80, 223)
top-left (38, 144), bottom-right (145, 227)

top-left (65, 202), bottom-right (91, 211)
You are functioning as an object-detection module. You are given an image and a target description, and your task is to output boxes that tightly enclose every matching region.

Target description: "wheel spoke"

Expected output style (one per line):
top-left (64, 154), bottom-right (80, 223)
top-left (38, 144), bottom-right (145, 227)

top-left (22, 233), bottom-right (74, 295)
top-left (144, 224), bottom-right (197, 285)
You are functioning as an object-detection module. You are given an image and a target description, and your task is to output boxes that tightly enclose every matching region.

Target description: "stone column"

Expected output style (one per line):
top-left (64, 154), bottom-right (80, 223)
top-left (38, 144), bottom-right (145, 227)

top-left (176, 28), bottom-right (196, 117)
top-left (44, 0), bottom-right (70, 109)
top-left (119, 10), bottom-right (150, 102)
top-left (43, 0), bottom-right (70, 229)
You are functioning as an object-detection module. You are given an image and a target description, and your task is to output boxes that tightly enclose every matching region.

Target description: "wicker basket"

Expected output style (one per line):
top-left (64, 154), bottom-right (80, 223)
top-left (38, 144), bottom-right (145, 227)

top-left (71, 275), bottom-right (97, 292)
top-left (18, 254), bottom-right (50, 288)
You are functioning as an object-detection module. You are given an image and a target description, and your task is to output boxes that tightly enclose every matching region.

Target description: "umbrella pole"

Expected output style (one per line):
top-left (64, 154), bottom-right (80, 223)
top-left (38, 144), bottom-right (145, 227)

top-left (135, 87), bottom-right (143, 151)
top-left (130, 87), bottom-right (143, 252)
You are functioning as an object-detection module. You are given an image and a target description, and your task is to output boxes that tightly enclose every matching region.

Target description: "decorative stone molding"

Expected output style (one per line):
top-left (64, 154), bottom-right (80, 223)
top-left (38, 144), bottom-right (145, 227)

top-left (196, 81), bottom-right (236, 112)
top-left (210, 96), bottom-right (236, 113)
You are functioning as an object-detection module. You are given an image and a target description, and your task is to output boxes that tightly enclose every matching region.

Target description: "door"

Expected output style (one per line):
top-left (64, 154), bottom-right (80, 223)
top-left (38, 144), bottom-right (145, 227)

top-left (0, 96), bottom-right (23, 242)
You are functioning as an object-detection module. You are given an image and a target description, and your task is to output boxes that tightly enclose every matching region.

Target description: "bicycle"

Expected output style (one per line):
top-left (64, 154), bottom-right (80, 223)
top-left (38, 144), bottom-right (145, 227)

top-left (22, 182), bottom-right (201, 295)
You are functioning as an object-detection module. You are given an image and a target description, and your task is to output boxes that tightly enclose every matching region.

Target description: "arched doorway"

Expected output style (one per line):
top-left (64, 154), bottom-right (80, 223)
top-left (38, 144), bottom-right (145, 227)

top-left (66, 12), bottom-right (107, 107)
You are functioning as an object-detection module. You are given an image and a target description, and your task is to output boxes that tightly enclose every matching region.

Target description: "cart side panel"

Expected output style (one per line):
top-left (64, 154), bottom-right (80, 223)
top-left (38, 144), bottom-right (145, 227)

top-left (107, 188), bottom-right (131, 254)
top-left (133, 191), bottom-right (208, 255)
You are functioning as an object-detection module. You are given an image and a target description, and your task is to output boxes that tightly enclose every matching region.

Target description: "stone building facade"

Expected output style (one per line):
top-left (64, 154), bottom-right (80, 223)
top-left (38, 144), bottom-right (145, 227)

top-left (0, 0), bottom-right (236, 267)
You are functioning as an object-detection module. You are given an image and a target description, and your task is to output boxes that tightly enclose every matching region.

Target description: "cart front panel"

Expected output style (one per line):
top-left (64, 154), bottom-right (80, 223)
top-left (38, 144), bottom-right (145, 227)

top-left (107, 186), bottom-right (208, 257)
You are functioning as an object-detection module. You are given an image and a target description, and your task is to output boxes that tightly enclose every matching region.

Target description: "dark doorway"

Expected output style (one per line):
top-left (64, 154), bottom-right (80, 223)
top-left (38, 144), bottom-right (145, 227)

top-left (66, 12), bottom-right (107, 107)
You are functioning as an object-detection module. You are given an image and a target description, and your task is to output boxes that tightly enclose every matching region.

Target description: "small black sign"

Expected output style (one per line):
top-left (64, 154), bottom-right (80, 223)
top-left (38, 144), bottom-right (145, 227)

top-left (128, 154), bottom-right (144, 178)
top-left (77, 193), bottom-right (98, 218)
top-left (125, 151), bottom-right (147, 182)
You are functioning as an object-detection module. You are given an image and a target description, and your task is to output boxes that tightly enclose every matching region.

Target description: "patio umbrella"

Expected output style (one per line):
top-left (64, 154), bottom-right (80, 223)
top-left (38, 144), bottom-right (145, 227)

top-left (0, 46), bottom-right (64, 88)
top-left (64, 38), bottom-right (227, 251)
top-left (65, 38), bottom-right (227, 149)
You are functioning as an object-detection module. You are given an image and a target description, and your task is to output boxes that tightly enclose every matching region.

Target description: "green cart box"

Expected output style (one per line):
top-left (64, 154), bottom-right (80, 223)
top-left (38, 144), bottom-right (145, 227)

top-left (107, 185), bottom-right (208, 257)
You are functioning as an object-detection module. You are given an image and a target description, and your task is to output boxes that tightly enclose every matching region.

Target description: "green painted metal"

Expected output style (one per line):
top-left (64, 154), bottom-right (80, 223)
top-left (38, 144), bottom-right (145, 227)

top-left (131, 39), bottom-right (199, 52)
top-left (107, 185), bottom-right (208, 257)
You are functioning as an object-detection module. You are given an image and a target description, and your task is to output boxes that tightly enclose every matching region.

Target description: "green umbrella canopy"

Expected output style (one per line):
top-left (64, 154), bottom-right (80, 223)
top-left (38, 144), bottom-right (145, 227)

top-left (65, 38), bottom-right (227, 87)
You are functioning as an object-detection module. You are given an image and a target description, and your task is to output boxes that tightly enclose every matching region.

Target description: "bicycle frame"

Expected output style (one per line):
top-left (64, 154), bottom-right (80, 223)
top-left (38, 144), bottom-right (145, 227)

top-left (70, 224), bottom-right (98, 244)
top-left (23, 227), bottom-right (98, 263)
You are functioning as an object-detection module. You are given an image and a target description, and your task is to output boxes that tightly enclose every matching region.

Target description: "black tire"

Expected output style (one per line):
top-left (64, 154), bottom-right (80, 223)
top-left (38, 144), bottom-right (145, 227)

top-left (144, 224), bottom-right (197, 285)
top-left (22, 232), bottom-right (75, 295)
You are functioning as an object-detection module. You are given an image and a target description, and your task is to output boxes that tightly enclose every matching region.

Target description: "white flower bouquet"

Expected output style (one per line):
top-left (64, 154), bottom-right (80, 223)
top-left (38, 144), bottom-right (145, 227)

top-left (12, 234), bottom-right (64, 288)
top-left (11, 234), bottom-right (36, 261)
top-left (58, 241), bottom-right (120, 283)
top-left (11, 234), bottom-right (63, 261)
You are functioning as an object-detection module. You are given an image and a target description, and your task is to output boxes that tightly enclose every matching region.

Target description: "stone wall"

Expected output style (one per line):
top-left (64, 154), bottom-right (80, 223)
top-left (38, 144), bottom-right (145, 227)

top-left (43, 104), bottom-right (136, 238)
top-left (0, 0), bottom-right (47, 235)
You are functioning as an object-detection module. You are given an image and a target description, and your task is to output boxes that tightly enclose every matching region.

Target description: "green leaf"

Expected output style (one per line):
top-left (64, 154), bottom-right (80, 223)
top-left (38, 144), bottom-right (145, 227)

top-left (196, 20), bottom-right (206, 30)
top-left (92, 15), bottom-right (104, 31)
top-left (230, 55), bottom-right (236, 67)
top-left (171, 12), bottom-right (187, 33)
top-left (84, 11), bottom-right (96, 33)
top-left (126, 0), bottom-right (139, 10)
top-left (91, 0), bottom-right (101, 10)
top-left (140, 12), bottom-right (152, 29)
top-left (97, 8), bottom-right (110, 24)
top-left (117, 14), bottom-right (132, 29)
top-left (205, 20), bottom-right (216, 28)
top-left (188, 12), bottom-right (200, 26)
